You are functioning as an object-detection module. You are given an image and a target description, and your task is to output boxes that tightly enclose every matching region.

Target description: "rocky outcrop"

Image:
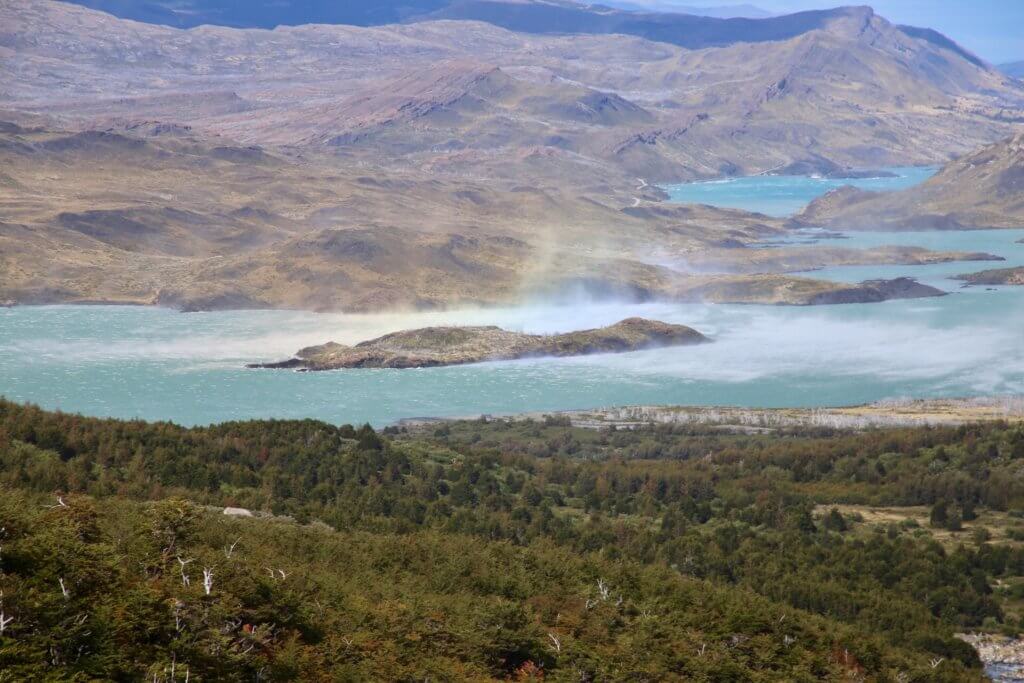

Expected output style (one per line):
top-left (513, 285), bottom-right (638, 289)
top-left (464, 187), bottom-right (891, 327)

top-left (806, 277), bottom-right (946, 304)
top-left (955, 266), bottom-right (1024, 286)
top-left (250, 318), bottom-right (708, 370)
top-left (674, 275), bottom-right (946, 306)
top-left (958, 634), bottom-right (1024, 682)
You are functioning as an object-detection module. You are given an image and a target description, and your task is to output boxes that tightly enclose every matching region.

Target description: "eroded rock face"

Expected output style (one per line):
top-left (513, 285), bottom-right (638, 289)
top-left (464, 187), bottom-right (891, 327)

top-left (250, 318), bottom-right (708, 370)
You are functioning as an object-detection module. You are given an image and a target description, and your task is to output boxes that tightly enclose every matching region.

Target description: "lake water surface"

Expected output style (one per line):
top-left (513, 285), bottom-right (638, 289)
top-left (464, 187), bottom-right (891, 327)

top-left (2, 170), bottom-right (1022, 426)
top-left (663, 167), bottom-right (937, 217)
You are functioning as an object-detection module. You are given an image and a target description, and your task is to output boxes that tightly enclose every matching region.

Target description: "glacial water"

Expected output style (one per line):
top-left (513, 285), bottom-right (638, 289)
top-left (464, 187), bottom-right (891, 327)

top-left (663, 166), bottom-right (937, 217)
top-left (1, 169), bottom-right (1022, 427)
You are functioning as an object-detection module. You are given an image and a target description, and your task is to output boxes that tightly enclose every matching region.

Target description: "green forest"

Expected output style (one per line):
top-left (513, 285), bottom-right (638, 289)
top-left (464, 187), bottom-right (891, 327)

top-left (3, 399), bottom-right (1024, 680)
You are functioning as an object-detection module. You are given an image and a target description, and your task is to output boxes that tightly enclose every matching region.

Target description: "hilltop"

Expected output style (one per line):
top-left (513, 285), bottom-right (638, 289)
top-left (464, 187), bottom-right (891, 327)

top-left (6, 1), bottom-right (1021, 181)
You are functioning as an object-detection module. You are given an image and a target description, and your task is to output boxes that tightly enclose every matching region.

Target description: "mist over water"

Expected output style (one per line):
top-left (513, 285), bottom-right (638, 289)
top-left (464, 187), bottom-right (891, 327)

top-left (2, 170), bottom-right (1022, 426)
top-left (1, 287), bottom-right (1022, 426)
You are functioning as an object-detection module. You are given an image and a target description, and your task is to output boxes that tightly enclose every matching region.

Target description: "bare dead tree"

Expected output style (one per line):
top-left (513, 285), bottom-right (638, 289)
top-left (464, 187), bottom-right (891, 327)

top-left (173, 600), bottom-right (185, 632)
top-left (46, 496), bottom-right (69, 509)
top-left (59, 578), bottom-right (70, 600)
top-left (930, 658), bottom-right (944, 669)
top-left (697, 643), bottom-right (706, 657)
top-left (176, 557), bottom-right (194, 588)
top-left (547, 632), bottom-right (561, 653)
top-left (202, 567), bottom-right (214, 596)
top-left (0, 594), bottom-right (13, 635)
top-left (223, 538), bottom-right (241, 560)
top-left (596, 579), bottom-right (610, 601)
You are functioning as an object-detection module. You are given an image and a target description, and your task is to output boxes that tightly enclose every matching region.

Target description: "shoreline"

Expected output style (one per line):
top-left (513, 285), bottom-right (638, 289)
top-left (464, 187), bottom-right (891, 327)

top-left (958, 634), bottom-right (1024, 681)
top-left (396, 397), bottom-right (1024, 431)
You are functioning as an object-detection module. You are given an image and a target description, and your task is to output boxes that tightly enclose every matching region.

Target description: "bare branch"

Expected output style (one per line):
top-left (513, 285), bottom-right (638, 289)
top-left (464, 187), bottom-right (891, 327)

top-left (547, 632), bottom-right (561, 653)
top-left (224, 538), bottom-right (241, 560)
top-left (202, 567), bottom-right (214, 596)
top-left (0, 611), bottom-right (12, 635)
top-left (176, 557), bottom-right (194, 588)
top-left (59, 578), bottom-right (70, 600)
top-left (0, 590), bottom-right (13, 636)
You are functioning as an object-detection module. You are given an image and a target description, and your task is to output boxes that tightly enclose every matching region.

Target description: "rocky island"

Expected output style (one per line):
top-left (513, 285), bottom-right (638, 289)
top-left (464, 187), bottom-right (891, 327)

top-left (250, 317), bottom-right (708, 370)
top-left (955, 266), bottom-right (1024, 286)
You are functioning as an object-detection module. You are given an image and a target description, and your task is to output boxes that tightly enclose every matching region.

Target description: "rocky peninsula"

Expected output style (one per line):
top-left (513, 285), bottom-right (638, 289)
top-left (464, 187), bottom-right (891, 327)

top-left (250, 318), bottom-right (708, 370)
top-left (955, 266), bottom-right (1024, 286)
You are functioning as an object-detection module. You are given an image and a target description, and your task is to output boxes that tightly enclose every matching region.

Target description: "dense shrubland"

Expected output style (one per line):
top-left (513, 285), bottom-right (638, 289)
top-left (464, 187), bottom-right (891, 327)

top-left (3, 399), bottom-right (1024, 679)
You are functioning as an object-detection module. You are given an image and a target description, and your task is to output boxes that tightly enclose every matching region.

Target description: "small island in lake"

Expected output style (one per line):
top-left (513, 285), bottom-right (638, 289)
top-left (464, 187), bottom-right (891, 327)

top-left (955, 266), bottom-right (1024, 286)
top-left (250, 317), bottom-right (708, 370)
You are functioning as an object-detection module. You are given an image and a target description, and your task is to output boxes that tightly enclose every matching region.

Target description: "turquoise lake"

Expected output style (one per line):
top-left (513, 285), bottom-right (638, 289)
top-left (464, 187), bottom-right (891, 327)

top-left (2, 169), bottom-right (1022, 426)
top-left (663, 166), bottom-right (937, 217)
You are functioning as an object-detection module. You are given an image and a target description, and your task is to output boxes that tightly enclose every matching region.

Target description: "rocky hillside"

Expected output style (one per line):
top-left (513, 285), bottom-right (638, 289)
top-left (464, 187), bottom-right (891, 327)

top-left (5, 1), bottom-right (1022, 181)
top-left (795, 134), bottom-right (1024, 230)
top-left (1, 1), bottom-right (1020, 311)
top-left (252, 317), bottom-right (708, 370)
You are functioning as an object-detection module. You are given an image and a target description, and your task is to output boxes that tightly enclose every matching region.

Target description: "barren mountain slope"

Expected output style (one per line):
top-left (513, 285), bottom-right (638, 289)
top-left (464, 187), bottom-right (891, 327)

top-left (0, 118), bottom-right (963, 310)
top-left (4, 1), bottom-right (1022, 182)
top-left (2, 1), bottom-right (1020, 311)
top-left (795, 133), bottom-right (1024, 230)
top-left (0, 118), bottom-right (769, 310)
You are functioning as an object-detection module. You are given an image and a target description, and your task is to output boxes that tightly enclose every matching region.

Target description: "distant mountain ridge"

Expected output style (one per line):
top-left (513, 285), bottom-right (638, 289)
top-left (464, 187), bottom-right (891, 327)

top-left (12, 0), bottom-right (1021, 184)
top-left (57, 0), bottom-right (451, 28)
top-left (3, 0), bottom-right (1024, 311)
top-left (598, 2), bottom-right (771, 18)
top-left (51, 0), bottom-right (990, 65)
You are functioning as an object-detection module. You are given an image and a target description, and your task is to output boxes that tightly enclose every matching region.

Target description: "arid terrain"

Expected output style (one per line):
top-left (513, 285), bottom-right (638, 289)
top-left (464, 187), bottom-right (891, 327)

top-left (1, 0), bottom-right (1023, 311)
top-left (795, 133), bottom-right (1024, 230)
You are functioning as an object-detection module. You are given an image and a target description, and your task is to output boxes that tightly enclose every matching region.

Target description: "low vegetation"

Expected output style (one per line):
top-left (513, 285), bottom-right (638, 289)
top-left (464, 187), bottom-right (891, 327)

top-left (4, 399), bottom-right (1024, 679)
